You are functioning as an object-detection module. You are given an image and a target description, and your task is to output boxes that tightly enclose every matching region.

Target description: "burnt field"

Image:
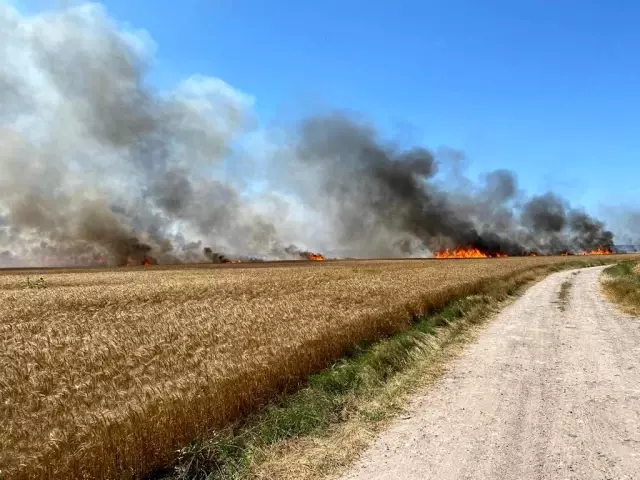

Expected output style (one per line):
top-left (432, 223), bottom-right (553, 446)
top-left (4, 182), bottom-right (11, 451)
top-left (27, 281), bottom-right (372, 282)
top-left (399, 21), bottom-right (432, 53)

top-left (2, 254), bottom-right (639, 479)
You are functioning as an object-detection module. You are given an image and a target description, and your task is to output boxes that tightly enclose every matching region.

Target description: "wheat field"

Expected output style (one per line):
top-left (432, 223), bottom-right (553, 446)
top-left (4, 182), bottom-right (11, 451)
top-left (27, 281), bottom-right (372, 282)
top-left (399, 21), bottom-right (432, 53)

top-left (1, 256), bottom-right (635, 479)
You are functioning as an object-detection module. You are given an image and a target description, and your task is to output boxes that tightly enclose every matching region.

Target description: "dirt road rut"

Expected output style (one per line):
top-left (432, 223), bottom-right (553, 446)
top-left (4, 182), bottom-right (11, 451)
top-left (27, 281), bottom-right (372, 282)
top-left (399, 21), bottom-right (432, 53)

top-left (341, 266), bottom-right (640, 480)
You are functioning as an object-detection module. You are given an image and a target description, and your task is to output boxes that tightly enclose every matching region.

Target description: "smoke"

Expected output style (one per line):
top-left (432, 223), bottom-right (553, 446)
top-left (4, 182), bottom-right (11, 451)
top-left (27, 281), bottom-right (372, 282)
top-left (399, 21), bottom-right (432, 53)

top-left (624, 211), bottom-right (640, 245)
top-left (606, 208), bottom-right (640, 247)
top-left (0, 3), bottom-right (305, 266)
top-left (288, 114), bottom-right (613, 256)
top-left (0, 3), bottom-right (617, 267)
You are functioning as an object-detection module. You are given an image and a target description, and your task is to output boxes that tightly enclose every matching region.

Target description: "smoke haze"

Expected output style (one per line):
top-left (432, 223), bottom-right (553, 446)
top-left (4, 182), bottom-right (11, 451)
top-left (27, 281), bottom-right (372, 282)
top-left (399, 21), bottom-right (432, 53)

top-left (0, 3), bottom-right (618, 266)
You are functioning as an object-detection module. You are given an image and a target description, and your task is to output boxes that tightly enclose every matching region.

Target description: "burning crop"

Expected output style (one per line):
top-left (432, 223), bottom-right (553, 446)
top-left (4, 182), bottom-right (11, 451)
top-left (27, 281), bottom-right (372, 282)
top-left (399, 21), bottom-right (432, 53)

top-left (434, 245), bottom-right (616, 259)
top-left (122, 256), bottom-right (155, 266)
top-left (435, 247), bottom-right (510, 259)
top-left (581, 248), bottom-right (613, 256)
top-left (436, 247), bottom-right (489, 259)
top-left (306, 252), bottom-right (326, 261)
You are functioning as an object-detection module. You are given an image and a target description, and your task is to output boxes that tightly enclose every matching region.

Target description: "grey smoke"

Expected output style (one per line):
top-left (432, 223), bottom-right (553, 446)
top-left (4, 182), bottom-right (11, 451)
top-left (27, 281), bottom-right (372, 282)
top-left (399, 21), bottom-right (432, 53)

top-left (625, 211), bottom-right (640, 245)
top-left (294, 114), bottom-right (478, 256)
top-left (0, 3), bottom-right (300, 266)
top-left (0, 3), bottom-right (617, 267)
top-left (568, 211), bottom-right (614, 251)
top-left (290, 114), bottom-right (614, 256)
top-left (606, 208), bottom-right (640, 247)
top-left (522, 193), bottom-right (567, 234)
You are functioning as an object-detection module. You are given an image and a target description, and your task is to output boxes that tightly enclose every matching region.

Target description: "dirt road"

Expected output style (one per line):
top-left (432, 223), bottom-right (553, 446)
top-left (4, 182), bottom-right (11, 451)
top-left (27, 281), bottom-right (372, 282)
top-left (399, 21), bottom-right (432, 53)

top-left (341, 266), bottom-right (640, 480)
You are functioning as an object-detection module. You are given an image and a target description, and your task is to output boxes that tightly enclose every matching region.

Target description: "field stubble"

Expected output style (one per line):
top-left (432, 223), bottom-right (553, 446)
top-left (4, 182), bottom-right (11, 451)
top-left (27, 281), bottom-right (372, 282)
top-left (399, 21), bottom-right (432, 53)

top-left (2, 256), bottom-right (637, 479)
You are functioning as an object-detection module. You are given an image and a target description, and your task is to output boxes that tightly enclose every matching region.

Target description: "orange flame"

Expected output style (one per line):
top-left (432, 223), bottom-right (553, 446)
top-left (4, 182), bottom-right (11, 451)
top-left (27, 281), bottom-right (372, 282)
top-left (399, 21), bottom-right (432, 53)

top-left (435, 247), bottom-right (488, 259)
top-left (580, 248), bottom-right (613, 256)
top-left (307, 252), bottom-right (325, 261)
top-left (123, 256), bottom-right (153, 266)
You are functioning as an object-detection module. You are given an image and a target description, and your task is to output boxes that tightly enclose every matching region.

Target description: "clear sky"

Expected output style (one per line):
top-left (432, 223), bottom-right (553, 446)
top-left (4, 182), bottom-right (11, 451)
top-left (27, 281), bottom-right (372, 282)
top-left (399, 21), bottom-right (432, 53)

top-left (20, 0), bottom-right (640, 215)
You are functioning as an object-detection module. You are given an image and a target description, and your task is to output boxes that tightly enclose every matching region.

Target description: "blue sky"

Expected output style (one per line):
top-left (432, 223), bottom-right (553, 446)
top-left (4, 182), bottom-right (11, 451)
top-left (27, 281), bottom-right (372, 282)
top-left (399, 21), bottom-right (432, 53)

top-left (21, 1), bottom-right (640, 215)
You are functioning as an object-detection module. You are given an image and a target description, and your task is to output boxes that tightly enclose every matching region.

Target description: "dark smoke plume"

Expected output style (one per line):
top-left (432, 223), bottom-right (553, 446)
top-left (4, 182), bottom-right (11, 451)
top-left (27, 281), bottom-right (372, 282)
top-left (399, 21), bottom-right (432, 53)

top-left (0, 3), bottom-right (617, 267)
top-left (289, 114), bottom-right (613, 256)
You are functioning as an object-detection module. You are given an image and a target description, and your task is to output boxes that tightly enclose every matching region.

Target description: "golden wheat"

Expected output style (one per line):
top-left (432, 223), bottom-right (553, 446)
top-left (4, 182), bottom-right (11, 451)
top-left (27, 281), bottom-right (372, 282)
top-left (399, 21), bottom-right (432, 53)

top-left (1, 256), bottom-right (636, 479)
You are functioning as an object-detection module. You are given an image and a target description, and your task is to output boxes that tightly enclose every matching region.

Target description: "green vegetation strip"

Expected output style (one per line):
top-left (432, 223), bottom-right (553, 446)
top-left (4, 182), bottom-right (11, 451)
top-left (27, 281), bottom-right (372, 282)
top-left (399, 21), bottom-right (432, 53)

top-left (602, 261), bottom-right (640, 315)
top-left (158, 259), bottom-right (618, 480)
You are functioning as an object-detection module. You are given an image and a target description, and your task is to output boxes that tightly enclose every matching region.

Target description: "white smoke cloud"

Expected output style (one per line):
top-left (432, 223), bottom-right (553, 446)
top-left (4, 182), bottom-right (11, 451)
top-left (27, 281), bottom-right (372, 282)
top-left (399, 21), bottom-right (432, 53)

top-left (0, 2), bottom-right (304, 266)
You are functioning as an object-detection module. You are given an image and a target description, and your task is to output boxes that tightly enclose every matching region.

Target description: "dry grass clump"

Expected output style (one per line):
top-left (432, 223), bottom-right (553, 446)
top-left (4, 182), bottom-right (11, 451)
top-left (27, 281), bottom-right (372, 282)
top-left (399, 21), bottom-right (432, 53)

top-left (602, 261), bottom-right (640, 315)
top-left (1, 256), bottom-right (635, 479)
